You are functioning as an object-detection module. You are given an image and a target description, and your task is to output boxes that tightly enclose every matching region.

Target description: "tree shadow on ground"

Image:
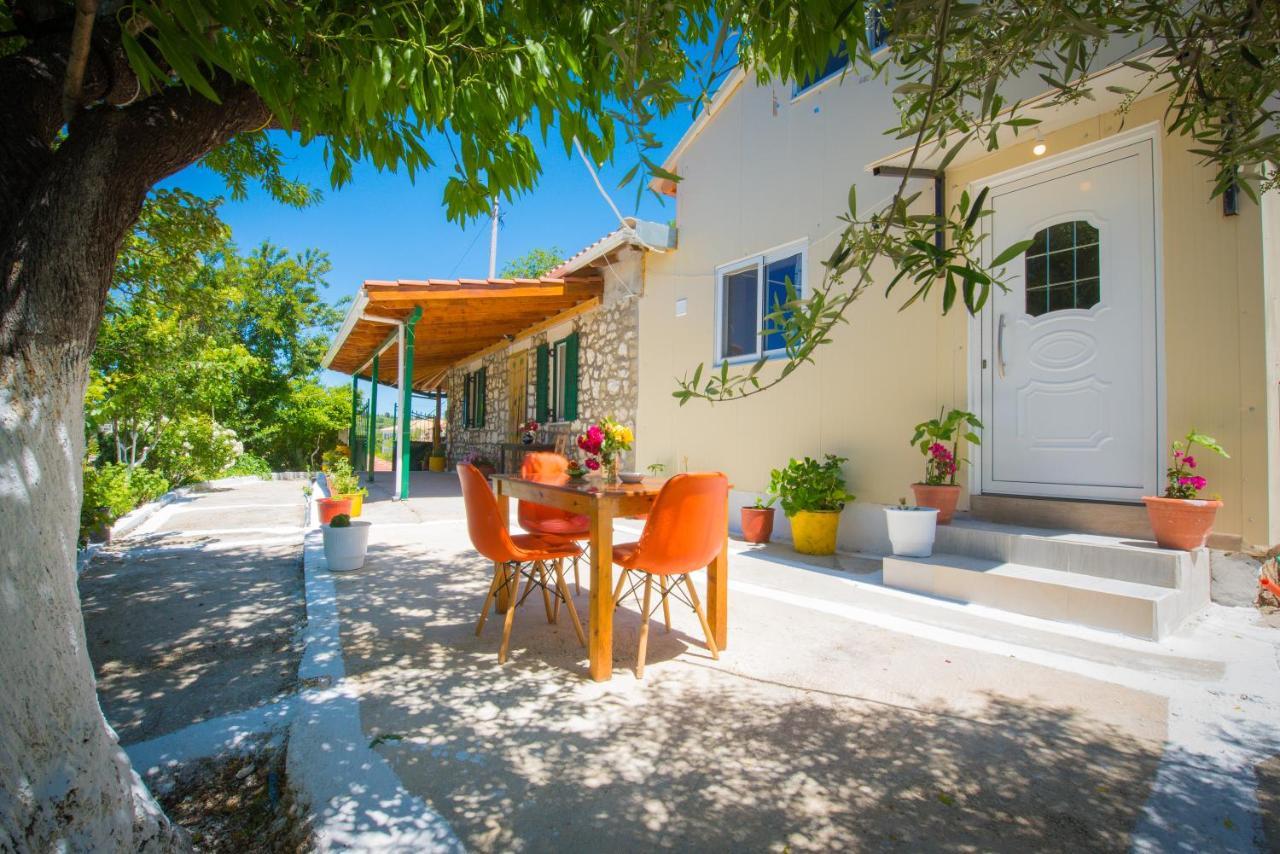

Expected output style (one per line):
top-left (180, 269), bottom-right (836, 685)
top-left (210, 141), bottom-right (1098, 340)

top-left (80, 537), bottom-right (305, 744)
top-left (332, 532), bottom-right (1193, 853)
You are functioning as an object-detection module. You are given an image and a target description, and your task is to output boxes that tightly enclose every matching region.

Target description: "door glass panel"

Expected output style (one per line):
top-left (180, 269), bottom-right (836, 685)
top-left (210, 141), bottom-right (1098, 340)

top-left (1025, 220), bottom-right (1101, 317)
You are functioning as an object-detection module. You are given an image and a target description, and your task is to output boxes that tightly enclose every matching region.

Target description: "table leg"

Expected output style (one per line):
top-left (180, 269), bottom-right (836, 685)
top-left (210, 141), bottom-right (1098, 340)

top-left (706, 504), bottom-right (729, 650)
top-left (588, 503), bottom-right (615, 681)
top-left (495, 488), bottom-right (511, 613)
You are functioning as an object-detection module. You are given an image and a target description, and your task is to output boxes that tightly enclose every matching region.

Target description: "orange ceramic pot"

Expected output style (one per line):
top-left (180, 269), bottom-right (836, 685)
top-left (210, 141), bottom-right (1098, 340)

top-left (317, 496), bottom-right (353, 525)
top-left (740, 507), bottom-right (775, 544)
top-left (910, 483), bottom-right (961, 524)
top-left (1142, 496), bottom-right (1221, 550)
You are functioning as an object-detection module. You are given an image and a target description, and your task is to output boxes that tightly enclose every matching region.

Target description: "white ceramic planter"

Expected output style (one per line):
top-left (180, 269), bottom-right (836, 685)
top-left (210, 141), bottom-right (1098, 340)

top-left (885, 507), bottom-right (939, 558)
top-left (322, 521), bottom-right (371, 572)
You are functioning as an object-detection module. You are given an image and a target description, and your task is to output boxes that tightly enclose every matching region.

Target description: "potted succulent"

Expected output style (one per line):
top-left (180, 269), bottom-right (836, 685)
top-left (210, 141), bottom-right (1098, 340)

top-left (324, 458), bottom-right (367, 516)
top-left (1143, 429), bottom-right (1229, 550)
top-left (909, 407), bottom-right (982, 524)
top-left (321, 513), bottom-right (371, 572)
top-left (885, 498), bottom-right (940, 557)
top-left (769, 454), bottom-right (856, 556)
top-left (741, 496), bottom-right (776, 545)
top-left (519, 420), bottom-right (540, 445)
top-left (462, 451), bottom-right (496, 478)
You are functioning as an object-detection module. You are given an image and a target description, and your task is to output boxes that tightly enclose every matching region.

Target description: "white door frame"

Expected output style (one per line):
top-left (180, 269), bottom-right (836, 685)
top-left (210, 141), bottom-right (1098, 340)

top-left (965, 121), bottom-right (1165, 502)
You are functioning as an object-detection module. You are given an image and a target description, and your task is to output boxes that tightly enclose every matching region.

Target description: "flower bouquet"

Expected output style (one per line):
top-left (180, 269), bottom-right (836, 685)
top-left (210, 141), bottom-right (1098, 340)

top-left (519, 420), bottom-right (539, 445)
top-left (576, 417), bottom-right (634, 484)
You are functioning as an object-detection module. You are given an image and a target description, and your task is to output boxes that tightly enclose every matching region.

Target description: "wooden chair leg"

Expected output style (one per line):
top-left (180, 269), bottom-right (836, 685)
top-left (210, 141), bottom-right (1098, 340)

top-left (552, 558), bottom-right (562, 622)
top-left (537, 561), bottom-right (556, 624)
top-left (636, 574), bottom-right (654, 678)
top-left (553, 560), bottom-right (587, 647)
top-left (661, 577), bottom-right (672, 634)
top-left (612, 568), bottom-right (629, 605)
top-left (498, 565), bottom-right (521, 663)
top-left (683, 574), bottom-right (719, 660)
top-left (573, 552), bottom-right (581, 594)
top-left (475, 564), bottom-right (506, 636)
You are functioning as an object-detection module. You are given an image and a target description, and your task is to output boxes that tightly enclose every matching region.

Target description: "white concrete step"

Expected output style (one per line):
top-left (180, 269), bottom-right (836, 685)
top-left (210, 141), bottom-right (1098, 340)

top-left (883, 552), bottom-right (1193, 640)
top-left (937, 517), bottom-right (1198, 589)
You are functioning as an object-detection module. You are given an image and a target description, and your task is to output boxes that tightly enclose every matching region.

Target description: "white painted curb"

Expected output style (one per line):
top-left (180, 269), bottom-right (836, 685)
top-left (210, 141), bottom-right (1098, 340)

top-left (289, 479), bottom-right (464, 852)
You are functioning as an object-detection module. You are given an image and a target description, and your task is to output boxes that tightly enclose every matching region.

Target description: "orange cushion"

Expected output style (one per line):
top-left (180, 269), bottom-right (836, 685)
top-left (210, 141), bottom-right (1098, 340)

top-left (523, 515), bottom-right (590, 537)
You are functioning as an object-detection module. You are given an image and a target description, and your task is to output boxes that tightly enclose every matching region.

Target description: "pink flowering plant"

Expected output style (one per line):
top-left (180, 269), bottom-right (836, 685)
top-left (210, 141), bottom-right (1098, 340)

top-left (575, 417), bottom-right (633, 471)
top-left (910, 407), bottom-right (983, 486)
top-left (1163, 429), bottom-right (1228, 499)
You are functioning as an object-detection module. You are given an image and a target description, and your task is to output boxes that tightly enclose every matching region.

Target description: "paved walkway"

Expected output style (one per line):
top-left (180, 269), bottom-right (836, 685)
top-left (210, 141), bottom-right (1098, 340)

top-left (81, 479), bottom-right (308, 747)
top-left (323, 472), bottom-right (1280, 852)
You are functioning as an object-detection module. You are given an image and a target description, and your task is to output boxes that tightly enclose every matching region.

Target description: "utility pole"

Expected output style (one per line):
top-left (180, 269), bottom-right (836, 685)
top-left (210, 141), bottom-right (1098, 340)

top-left (488, 197), bottom-right (499, 279)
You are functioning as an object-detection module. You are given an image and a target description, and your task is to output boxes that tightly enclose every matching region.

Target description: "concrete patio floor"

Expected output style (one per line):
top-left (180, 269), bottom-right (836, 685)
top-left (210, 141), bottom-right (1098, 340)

top-left (323, 471), bottom-right (1280, 852)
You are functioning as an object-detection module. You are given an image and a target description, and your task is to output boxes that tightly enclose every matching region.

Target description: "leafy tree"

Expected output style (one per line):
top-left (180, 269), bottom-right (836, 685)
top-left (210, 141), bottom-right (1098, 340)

top-left (500, 246), bottom-right (565, 278)
top-left (0, 0), bottom-right (1275, 847)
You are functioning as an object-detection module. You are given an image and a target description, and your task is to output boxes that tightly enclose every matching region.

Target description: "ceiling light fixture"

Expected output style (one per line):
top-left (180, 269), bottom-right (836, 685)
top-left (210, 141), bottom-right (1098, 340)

top-left (1032, 131), bottom-right (1047, 157)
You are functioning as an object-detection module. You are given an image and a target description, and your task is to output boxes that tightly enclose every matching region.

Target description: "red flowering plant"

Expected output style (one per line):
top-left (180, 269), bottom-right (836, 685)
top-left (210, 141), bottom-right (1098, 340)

top-left (519, 420), bottom-right (540, 433)
top-left (910, 407), bottom-right (982, 486)
top-left (1163, 430), bottom-right (1229, 499)
top-left (575, 417), bottom-right (633, 474)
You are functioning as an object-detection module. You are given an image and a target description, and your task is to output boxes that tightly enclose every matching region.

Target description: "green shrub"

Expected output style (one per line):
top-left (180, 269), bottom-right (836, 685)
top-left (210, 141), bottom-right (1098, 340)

top-left (79, 463), bottom-right (171, 544)
top-left (226, 453), bottom-right (273, 478)
top-left (767, 455), bottom-right (856, 516)
top-left (150, 414), bottom-right (242, 485)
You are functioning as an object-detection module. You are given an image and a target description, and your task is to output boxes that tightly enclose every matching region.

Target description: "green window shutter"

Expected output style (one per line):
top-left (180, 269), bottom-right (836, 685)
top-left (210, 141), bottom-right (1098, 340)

top-left (465, 371), bottom-right (476, 427)
top-left (477, 367), bottom-right (487, 427)
top-left (562, 332), bottom-right (580, 422)
top-left (535, 344), bottom-right (549, 422)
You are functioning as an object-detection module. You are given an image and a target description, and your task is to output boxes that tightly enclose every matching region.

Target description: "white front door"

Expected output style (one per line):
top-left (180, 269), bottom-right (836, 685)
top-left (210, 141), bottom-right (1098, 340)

top-left (979, 136), bottom-right (1160, 501)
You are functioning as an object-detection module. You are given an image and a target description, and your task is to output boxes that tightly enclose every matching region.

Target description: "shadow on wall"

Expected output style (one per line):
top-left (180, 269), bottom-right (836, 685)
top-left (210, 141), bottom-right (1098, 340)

top-left (329, 537), bottom-right (1196, 852)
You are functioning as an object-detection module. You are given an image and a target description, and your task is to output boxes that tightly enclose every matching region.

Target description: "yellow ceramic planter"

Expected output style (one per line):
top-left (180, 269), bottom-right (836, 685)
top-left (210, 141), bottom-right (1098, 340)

top-left (428, 456), bottom-right (446, 472)
top-left (790, 510), bottom-right (840, 555)
top-left (338, 492), bottom-right (363, 517)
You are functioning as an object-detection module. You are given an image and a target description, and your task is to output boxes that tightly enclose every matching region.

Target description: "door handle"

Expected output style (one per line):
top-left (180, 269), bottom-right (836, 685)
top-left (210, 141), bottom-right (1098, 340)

top-left (996, 313), bottom-right (1007, 379)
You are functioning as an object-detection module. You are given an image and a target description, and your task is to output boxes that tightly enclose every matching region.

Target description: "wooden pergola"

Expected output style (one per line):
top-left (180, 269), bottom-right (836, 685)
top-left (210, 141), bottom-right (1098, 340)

top-left (322, 274), bottom-right (604, 498)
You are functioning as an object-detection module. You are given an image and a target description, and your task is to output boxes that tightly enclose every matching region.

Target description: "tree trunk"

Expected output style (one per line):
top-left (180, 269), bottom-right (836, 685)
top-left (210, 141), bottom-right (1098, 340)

top-left (0, 141), bottom-right (188, 851)
top-left (0, 37), bottom-right (269, 842)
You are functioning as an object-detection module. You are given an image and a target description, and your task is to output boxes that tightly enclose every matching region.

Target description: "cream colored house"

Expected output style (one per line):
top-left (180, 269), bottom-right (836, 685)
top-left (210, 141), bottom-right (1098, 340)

top-left (632, 54), bottom-right (1279, 613)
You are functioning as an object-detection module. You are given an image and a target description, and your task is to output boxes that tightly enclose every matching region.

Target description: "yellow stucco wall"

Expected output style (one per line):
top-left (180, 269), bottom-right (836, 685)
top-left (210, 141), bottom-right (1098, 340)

top-left (638, 76), bottom-right (1278, 550)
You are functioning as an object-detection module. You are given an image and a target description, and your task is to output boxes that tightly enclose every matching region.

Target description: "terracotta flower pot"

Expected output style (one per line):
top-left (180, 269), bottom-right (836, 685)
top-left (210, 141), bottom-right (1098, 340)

top-left (317, 496), bottom-right (352, 525)
top-left (740, 507), bottom-right (775, 544)
top-left (475, 463), bottom-right (496, 478)
top-left (910, 483), bottom-right (961, 524)
top-left (1142, 496), bottom-right (1222, 550)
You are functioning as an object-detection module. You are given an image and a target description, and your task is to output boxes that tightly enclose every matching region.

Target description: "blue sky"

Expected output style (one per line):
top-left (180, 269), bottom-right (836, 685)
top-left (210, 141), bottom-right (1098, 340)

top-left (163, 111), bottom-right (694, 414)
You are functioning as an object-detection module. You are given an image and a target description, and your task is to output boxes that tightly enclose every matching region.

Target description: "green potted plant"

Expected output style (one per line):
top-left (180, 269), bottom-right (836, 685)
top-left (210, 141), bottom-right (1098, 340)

top-left (909, 407), bottom-right (982, 524)
top-left (768, 455), bottom-right (856, 555)
top-left (741, 496), bottom-right (776, 544)
top-left (321, 513), bottom-right (371, 572)
top-left (428, 448), bottom-right (446, 472)
top-left (1143, 429), bottom-right (1229, 550)
top-left (324, 457), bottom-right (367, 516)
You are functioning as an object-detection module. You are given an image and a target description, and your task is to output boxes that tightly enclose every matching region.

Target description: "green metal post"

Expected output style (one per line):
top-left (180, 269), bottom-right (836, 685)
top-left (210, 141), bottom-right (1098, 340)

top-left (366, 355), bottom-right (379, 480)
top-left (398, 307), bottom-right (421, 500)
top-left (349, 373), bottom-right (359, 466)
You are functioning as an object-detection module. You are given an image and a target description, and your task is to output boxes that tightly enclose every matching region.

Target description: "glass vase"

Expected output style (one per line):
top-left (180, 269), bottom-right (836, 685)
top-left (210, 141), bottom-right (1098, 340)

top-left (603, 454), bottom-right (620, 485)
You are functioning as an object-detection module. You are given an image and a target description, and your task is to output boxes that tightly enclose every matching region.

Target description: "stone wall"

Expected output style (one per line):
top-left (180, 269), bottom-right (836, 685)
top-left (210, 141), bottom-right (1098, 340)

top-left (445, 251), bottom-right (642, 472)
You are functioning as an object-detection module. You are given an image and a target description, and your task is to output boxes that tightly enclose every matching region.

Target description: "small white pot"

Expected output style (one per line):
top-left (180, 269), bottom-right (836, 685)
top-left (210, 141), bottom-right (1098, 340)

top-left (885, 507), bottom-right (939, 558)
top-left (322, 521), bottom-right (371, 572)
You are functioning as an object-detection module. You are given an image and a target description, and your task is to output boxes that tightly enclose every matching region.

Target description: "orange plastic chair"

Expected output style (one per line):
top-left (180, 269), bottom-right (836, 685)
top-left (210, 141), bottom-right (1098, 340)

top-left (611, 472), bottom-right (728, 677)
top-left (518, 452), bottom-right (590, 593)
top-left (458, 463), bottom-right (586, 662)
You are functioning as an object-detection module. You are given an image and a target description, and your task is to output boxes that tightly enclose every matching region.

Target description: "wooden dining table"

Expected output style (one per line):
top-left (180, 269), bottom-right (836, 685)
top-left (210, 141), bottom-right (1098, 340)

top-left (490, 474), bottom-right (729, 681)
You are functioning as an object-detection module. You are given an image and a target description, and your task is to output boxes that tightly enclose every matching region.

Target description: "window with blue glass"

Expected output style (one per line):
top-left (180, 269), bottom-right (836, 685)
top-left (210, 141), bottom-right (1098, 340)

top-left (715, 244), bottom-right (806, 362)
top-left (793, 41), bottom-right (849, 96)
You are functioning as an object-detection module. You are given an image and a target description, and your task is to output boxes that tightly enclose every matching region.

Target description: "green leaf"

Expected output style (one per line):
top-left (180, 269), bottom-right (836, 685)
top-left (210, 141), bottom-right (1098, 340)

top-left (992, 239), bottom-right (1034, 267)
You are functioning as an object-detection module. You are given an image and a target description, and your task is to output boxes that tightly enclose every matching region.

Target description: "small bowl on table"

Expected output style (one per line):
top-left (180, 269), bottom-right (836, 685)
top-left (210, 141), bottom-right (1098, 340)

top-left (619, 472), bottom-right (645, 484)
